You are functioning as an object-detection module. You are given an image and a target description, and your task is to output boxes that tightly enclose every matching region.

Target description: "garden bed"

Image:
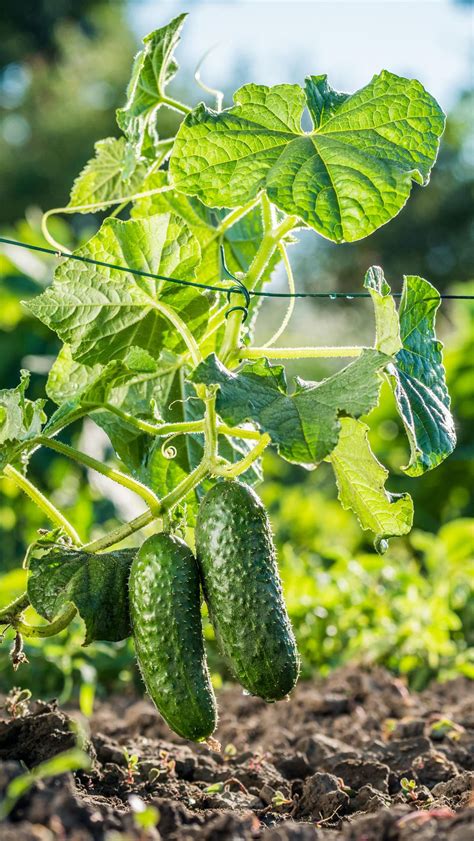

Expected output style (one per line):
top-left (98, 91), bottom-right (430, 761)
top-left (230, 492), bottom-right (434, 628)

top-left (1, 667), bottom-right (473, 840)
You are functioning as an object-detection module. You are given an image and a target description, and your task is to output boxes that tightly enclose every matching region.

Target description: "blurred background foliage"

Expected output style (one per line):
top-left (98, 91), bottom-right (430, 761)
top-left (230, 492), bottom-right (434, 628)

top-left (0, 0), bottom-right (472, 706)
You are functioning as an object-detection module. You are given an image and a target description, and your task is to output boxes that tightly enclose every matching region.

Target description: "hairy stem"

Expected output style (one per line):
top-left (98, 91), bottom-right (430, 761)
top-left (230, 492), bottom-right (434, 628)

top-left (219, 209), bottom-right (298, 365)
top-left (148, 299), bottom-right (202, 368)
top-left (0, 593), bottom-right (30, 624)
top-left (92, 405), bottom-right (206, 438)
top-left (217, 423), bottom-right (261, 441)
top-left (83, 459), bottom-right (210, 553)
top-left (13, 604), bottom-right (77, 639)
top-left (3, 465), bottom-right (81, 544)
top-left (82, 509), bottom-right (155, 554)
top-left (261, 194), bottom-right (274, 229)
top-left (40, 170), bottom-right (175, 251)
top-left (235, 345), bottom-right (365, 361)
top-left (36, 436), bottom-right (161, 515)
top-left (203, 392), bottom-right (218, 462)
top-left (217, 197), bottom-right (261, 235)
top-left (213, 433), bottom-right (271, 478)
top-left (160, 95), bottom-right (191, 115)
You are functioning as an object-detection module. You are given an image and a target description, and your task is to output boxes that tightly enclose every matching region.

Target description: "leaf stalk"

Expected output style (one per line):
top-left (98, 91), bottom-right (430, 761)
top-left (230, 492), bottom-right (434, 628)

top-left (3, 465), bottom-right (81, 544)
top-left (35, 436), bottom-right (161, 515)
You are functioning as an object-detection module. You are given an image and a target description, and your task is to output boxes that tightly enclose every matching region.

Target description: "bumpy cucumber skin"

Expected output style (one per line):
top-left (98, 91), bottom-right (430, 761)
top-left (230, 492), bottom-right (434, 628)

top-left (129, 533), bottom-right (217, 741)
top-left (196, 480), bottom-right (300, 702)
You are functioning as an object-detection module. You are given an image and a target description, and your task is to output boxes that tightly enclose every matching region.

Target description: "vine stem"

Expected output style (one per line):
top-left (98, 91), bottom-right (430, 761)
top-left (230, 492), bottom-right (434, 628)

top-left (148, 298), bottom-right (203, 368)
top-left (35, 436), bottom-right (161, 515)
top-left (217, 197), bottom-right (261, 235)
top-left (40, 176), bottom-right (175, 252)
top-left (90, 408), bottom-right (261, 443)
top-left (0, 593), bottom-right (30, 624)
top-left (213, 433), bottom-right (271, 478)
top-left (83, 458), bottom-right (210, 554)
top-left (160, 95), bottom-right (191, 115)
top-left (82, 509), bottom-right (155, 554)
top-left (3, 465), bottom-right (81, 544)
top-left (218, 423), bottom-right (261, 441)
top-left (93, 406), bottom-right (206, 438)
top-left (234, 345), bottom-right (365, 361)
top-left (204, 390), bottom-right (219, 462)
top-left (13, 605), bottom-right (78, 639)
top-left (219, 205), bottom-right (298, 365)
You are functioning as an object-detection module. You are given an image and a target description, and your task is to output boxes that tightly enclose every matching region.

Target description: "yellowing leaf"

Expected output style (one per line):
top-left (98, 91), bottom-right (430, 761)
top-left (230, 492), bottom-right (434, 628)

top-left (330, 418), bottom-right (413, 546)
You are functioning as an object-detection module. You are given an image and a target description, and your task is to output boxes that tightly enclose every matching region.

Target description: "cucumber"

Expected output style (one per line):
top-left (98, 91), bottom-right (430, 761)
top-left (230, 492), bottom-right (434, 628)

top-left (196, 480), bottom-right (299, 701)
top-left (129, 533), bottom-right (217, 741)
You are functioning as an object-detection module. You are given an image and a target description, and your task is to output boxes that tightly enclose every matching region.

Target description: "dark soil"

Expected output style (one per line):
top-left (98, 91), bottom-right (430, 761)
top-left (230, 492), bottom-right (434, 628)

top-left (1, 667), bottom-right (473, 840)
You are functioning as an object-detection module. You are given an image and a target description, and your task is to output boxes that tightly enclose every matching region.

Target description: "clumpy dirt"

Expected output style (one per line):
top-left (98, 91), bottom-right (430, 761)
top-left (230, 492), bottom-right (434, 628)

top-left (0, 667), bottom-right (473, 840)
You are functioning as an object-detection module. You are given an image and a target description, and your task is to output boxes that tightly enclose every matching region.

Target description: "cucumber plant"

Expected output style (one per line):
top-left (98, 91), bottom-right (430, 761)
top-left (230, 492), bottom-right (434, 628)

top-left (0, 14), bottom-right (456, 736)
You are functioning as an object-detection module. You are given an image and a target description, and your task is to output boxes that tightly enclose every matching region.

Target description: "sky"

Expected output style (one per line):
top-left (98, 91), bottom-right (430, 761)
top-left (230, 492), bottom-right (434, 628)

top-left (128, 0), bottom-right (473, 112)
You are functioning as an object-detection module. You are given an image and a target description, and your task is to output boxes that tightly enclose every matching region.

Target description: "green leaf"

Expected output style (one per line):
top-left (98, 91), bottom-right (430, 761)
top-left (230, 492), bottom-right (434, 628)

top-left (116, 14), bottom-right (187, 159)
top-left (132, 172), bottom-right (282, 286)
top-left (27, 214), bottom-right (211, 366)
top-left (47, 344), bottom-right (179, 474)
top-left (329, 417), bottom-right (413, 545)
top-left (27, 544), bottom-right (136, 645)
top-left (192, 350), bottom-right (390, 466)
top-left (364, 265), bottom-right (402, 356)
top-left (389, 275), bottom-right (456, 476)
top-left (170, 71), bottom-right (445, 242)
top-left (68, 138), bottom-right (149, 211)
top-left (0, 372), bottom-right (46, 470)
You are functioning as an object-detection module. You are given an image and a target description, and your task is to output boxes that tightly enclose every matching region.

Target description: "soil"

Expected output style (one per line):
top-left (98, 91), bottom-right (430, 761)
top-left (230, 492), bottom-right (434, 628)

top-left (0, 667), bottom-right (473, 840)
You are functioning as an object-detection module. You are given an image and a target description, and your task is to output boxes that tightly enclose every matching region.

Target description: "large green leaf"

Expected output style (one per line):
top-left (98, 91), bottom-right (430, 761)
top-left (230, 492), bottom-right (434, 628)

top-left (329, 417), bottom-right (413, 547)
top-left (170, 71), bottom-right (444, 242)
top-left (116, 14), bottom-right (187, 159)
top-left (46, 344), bottom-right (179, 473)
top-left (68, 138), bottom-right (150, 210)
top-left (27, 214), bottom-right (212, 367)
top-left (27, 544), bottom-right (136, 645)
top-left (0, 372), bottom-right (46, 470)
top-left (192, 350), bottom-right (390, 466)
top-left (389, 275), bottom-right (456, 476)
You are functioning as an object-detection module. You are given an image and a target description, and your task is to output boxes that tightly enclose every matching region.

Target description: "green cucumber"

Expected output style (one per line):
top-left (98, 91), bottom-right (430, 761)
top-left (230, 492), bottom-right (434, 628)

top-left (196, 480), bottom-right (300, 701)
top-left (129, 533), bottom-right (217, 741)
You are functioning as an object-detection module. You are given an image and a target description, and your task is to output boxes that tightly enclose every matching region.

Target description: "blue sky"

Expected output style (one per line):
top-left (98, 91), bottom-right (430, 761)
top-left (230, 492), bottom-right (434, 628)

top-left (128, 0), bottom-right (473, 111)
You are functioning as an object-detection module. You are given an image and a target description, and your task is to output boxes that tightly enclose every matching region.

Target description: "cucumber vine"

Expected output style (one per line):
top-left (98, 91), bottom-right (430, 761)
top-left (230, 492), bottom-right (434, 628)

top-left (0, 13), bottom-right (456, 659)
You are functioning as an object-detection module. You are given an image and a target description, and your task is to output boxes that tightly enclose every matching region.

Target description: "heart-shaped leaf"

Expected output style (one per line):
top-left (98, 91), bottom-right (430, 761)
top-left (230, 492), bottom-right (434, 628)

top-left (170, 71), bottom-right (444, 242)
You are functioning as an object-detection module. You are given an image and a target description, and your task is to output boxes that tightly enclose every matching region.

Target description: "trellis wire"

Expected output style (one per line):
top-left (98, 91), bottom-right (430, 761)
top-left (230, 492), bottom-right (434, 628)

top-left (1, 237), bottom-right (473, 304)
